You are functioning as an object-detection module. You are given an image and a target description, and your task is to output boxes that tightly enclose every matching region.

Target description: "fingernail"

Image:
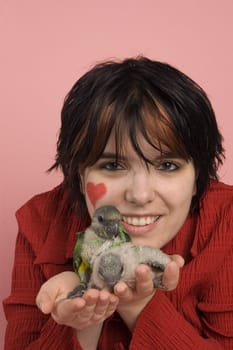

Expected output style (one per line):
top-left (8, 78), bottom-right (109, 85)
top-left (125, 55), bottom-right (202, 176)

top-left (110, 296), bottom-right (117, 303)
top-left (116, 285), bottom-right (126, 294)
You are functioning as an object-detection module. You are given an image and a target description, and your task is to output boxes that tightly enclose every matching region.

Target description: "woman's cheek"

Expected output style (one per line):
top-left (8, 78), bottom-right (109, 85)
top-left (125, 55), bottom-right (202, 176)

top-left (86, 182), bottom-right (107, 209)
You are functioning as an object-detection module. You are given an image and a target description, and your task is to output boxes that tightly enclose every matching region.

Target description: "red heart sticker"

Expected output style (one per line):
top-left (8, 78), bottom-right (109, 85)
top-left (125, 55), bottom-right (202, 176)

top-left (86, 182), bottom-right (107, 208)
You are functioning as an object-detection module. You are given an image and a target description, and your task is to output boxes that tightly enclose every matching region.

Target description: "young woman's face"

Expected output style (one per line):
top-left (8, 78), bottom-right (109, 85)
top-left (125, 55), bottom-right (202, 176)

top-left (82, 132), bottom-right (196, 248)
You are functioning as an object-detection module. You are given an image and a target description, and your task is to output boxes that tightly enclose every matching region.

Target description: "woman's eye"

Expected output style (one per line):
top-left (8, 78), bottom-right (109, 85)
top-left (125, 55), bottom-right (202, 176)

top-left (101, 161), bottom-right (124, 171)
top-left (157, 161), bottom-right (179, 172)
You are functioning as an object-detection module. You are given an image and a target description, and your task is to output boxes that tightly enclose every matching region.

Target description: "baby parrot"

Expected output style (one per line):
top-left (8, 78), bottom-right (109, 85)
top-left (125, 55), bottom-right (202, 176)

top-left (67, 205), bottom-right (130, 298)
top-left (67, 205), bottom-right (171, 298)
top-left (89, 242), bottom-right (171, 291)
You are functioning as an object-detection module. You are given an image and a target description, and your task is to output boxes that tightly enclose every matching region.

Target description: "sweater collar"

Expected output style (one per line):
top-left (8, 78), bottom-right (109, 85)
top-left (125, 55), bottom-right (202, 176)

top-left (35, 210), bottom-right (197, 265)
top-left (34, 204), bottom-right (90, 265)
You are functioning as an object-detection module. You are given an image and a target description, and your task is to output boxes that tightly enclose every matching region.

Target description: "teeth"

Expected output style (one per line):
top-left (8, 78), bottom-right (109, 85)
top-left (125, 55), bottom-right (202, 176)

top-left (122, 216), bottom-right (159, 226)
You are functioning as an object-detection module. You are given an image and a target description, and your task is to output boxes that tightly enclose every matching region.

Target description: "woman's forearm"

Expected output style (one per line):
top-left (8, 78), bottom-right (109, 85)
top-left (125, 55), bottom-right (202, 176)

top-left (77, 323), bottom-right (103, 350)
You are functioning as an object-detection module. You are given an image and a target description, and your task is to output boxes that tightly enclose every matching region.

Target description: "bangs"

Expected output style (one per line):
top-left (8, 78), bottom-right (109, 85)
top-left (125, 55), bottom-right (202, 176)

top-left (115, 98), bottom-right (190, 163)
top-left (52, 56), bottom-right (224, 213)
top-left (78, 96), bottom-right (190, 170)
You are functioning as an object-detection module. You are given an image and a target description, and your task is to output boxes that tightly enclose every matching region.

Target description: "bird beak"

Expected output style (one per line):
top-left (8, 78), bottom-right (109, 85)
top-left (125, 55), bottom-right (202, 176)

top-left (107, 222), bottom-right (119, 238)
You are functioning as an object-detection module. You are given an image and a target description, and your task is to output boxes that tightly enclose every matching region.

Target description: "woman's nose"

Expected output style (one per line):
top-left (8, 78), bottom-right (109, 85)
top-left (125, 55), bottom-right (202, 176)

top-left (125, 171), bottom-right (155, 206)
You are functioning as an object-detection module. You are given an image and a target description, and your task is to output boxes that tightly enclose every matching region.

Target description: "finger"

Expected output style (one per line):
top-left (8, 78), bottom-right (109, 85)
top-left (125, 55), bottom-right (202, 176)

top-left (78, 290), bottom-right (118, 325)
top-left (36, 271), bottom-right (80, 313)
top-left (36, 290), bottom-right (54, 314)
top-left (52, 297), bottom-right (86, 324)
top-left (105, 294), bottom-right (119, 315)
top-left (114, 282), bottom-right (133, 301)
top-left (80, 289), bottom-right (113, 318)
top-left (73, 290), bottom-right (117, 326)
top-left (135, 264), bottom-right (154, 295)
top-left (94, 291), bottom-right (118, 317)
top-left (83, 289), bottom-right (100, 308)
top-left (170, 254), bottom-right (185, 267)
top-left (94, 290), bottom-right (111, 313)
top-left (162, 260), bottom-right (180, 290)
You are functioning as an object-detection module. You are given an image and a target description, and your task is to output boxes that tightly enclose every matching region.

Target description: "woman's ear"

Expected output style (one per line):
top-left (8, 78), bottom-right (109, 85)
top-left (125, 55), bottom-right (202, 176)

top-left (192, 182), bottom-right (197, 196)
top-left (192, 168), bottom-right (199, 196)
top-left (79, 174), bottom-right (85, 194)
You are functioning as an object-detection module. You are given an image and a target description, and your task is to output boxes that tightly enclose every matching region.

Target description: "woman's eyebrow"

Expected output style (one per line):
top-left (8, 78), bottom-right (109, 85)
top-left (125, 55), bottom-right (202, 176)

top-left (99, 151), bottom-right (182, 161)
top-left (150, 152), bottom-right (184, 164)
top-left (156, 151), bottom-right (180, 159)
top-left (99, 152), bottom-right (127, 160)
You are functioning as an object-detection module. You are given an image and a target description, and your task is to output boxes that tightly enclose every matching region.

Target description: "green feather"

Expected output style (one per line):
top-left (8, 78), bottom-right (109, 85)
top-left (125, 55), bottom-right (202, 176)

top-left (73, 231), bottom-right (85, 272)
top-left (119, 224), bottom-right (131, 242)
top-left (68, 210), bottom-right (132, 298)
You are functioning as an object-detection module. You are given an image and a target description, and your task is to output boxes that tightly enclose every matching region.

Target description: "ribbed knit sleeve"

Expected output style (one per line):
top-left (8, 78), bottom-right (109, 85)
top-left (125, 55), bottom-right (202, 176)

top-left (128, 184), bottom-right (233, 350)
top-left (3, 186), bottom-right (86, 350)
top-left (130, 291), bottom-right (226, 349)
top-left (3, 181), bottom-right (233, 349)
top-left (3, 231), bottom-right (83, 350)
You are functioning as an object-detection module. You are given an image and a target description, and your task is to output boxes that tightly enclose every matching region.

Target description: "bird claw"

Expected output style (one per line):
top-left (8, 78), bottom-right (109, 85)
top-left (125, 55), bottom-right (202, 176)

top-left (67, 285), bottom-right (86, 299)
top-left (153, 275), bottom-right (167, 290)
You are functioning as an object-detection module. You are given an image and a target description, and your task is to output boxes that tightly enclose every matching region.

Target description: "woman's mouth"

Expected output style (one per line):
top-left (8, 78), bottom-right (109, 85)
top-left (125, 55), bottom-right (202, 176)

top-left (121, 215), bottom-right (160, 235)
top-left (122, 215), bottom-right (160, 226)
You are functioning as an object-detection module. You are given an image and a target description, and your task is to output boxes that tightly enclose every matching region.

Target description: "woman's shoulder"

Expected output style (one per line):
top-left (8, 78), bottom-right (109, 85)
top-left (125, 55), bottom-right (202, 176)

top-left (194, 180), bottom-right (233, 251)
top-left (16, 184), bottom-right (68, 224)
top-left (15, 185), bottom-right (86, 257)
top-left (201, 180), bottom-right (233, 212)
top-left (208, 180), bottom-right (233, 194)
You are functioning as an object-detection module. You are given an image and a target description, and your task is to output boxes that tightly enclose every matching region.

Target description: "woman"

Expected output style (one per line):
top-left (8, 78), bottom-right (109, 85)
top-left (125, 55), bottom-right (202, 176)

top-left (3, 57), bottom-right (233, 349)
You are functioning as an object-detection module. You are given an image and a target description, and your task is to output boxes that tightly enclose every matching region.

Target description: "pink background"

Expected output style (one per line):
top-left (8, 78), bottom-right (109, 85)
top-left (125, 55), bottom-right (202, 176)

top-left (0, 0), bottom-right (232, 345)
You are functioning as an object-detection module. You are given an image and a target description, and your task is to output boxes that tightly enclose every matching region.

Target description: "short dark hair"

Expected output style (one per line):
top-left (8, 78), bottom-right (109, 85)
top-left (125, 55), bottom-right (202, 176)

top-left (50, 56), bottom-right (224, 213)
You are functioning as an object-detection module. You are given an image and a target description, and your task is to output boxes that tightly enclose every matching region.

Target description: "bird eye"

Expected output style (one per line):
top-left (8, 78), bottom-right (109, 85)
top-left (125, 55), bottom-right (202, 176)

top-left (98, 215), bottom-right (104, 223)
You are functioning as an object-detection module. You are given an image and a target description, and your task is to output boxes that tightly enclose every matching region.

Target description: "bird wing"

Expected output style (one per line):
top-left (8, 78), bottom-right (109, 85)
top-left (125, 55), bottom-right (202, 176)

top-left (73, 231), bottom-right (85, 273)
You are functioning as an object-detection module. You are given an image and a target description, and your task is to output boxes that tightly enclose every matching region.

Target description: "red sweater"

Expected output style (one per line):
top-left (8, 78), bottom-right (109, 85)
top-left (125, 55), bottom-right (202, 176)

top-left (3, 181), bottom-right (233, 350)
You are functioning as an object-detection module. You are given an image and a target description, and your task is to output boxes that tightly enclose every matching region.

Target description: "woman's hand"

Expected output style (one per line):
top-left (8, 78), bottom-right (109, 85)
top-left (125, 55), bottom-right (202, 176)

top-left (36, 254), bottom-right (184, 331)
top-left (114, 254), bottom-right (184, 330)
top-left (36, 271), bottom-right (119, 330)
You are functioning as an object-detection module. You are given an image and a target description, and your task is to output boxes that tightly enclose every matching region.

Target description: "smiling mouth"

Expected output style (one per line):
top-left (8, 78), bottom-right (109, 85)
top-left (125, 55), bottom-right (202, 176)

top-left (122, 216), bottom-right (160, 226)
